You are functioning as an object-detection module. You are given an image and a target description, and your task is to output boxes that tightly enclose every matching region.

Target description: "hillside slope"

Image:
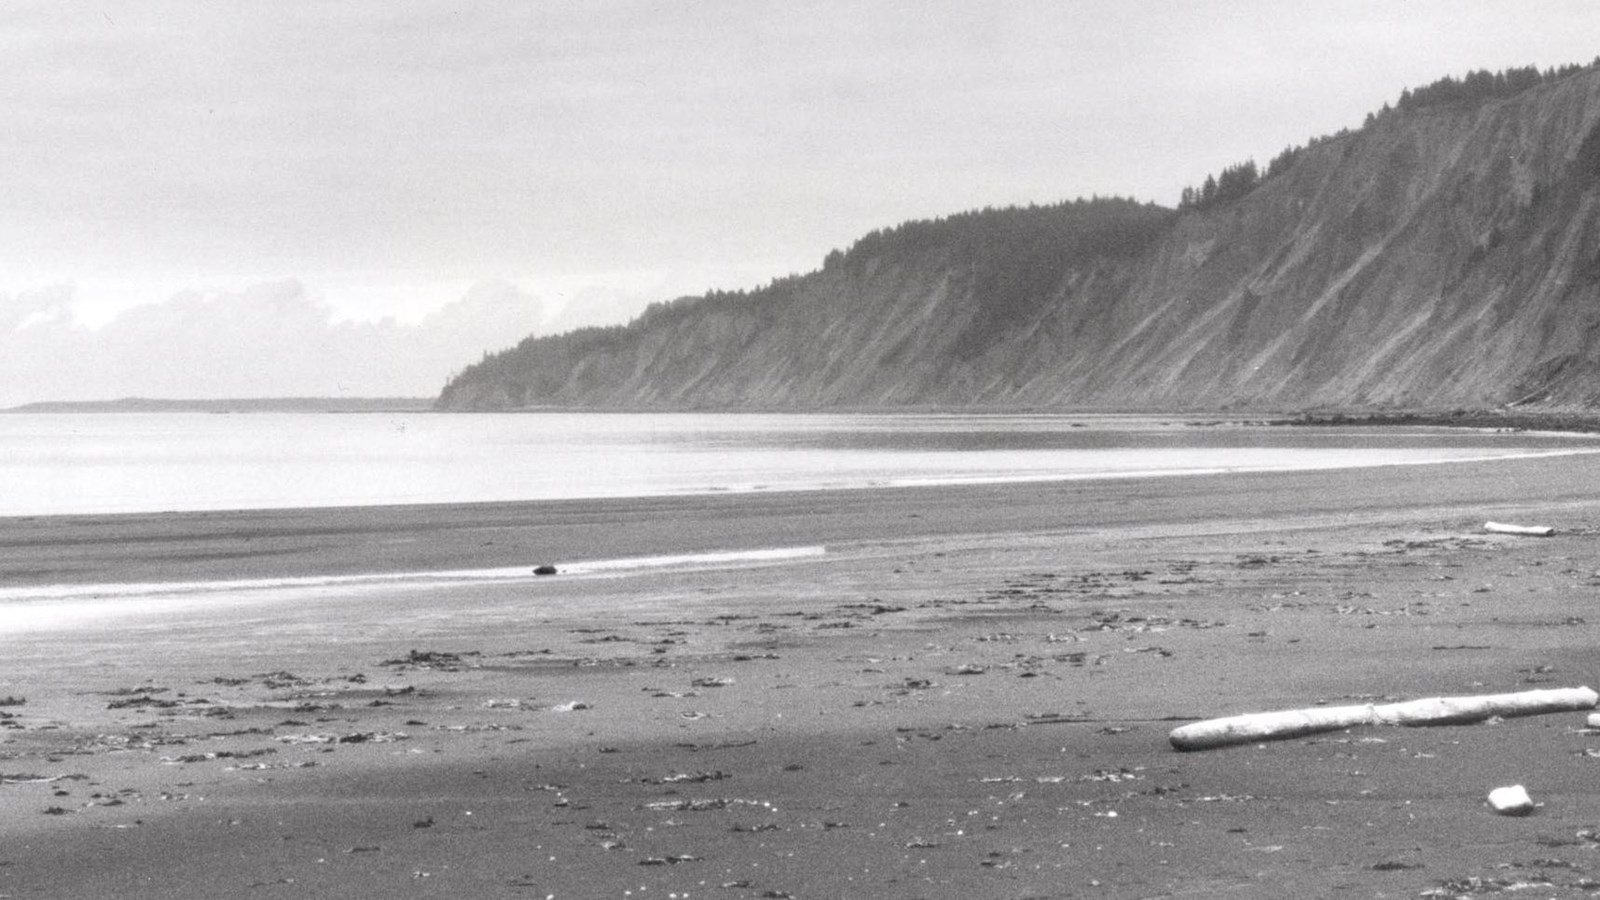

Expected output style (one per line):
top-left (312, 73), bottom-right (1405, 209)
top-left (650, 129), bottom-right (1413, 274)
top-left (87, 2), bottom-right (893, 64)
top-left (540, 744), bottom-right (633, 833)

top-left (439, 67), bottom-right (1600, 411)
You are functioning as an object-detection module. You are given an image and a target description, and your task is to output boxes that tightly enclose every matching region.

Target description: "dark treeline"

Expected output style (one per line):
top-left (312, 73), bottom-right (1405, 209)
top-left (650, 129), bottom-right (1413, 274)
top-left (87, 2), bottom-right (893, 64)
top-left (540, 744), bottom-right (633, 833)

top-left (831, 197), bottom-right (1170, 271)
top-left (1178, 160), bottom-right (1261, 212)
top-left (1177, 60), bottom-right (1600, 214)
top-left (1395, 61), bottom-right (1595, 113)
top-left (829, 198), bottom-right (1176, 358)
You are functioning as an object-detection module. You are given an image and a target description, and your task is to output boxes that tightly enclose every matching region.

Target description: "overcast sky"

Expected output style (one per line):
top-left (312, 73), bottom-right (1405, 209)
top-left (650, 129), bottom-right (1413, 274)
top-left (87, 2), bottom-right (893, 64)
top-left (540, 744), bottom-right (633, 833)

top-left (3, 1), bottom-right (1598, 404)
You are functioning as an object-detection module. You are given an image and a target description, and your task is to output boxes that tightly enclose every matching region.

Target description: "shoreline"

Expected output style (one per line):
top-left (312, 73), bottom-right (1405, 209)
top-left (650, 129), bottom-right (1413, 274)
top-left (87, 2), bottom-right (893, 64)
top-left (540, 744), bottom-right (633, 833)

top-left (5, 411), bottom-right (1595, 521)
top-left (5, 450), bottom-right (1600, 588)
top-left (7, 453), bottom-right (1600, 897)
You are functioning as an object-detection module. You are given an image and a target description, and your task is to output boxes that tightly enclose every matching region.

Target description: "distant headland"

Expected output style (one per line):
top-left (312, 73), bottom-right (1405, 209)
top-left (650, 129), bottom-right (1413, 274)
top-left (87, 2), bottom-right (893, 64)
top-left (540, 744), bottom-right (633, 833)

top-left (3, 397), bottom-right (435, 414)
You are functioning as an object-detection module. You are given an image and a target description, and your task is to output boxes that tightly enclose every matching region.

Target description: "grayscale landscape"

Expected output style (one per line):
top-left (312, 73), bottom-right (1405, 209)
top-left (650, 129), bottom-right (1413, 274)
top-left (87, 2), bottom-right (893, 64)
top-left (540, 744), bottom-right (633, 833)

top-left (7, 5), bottom-right (1600, 899)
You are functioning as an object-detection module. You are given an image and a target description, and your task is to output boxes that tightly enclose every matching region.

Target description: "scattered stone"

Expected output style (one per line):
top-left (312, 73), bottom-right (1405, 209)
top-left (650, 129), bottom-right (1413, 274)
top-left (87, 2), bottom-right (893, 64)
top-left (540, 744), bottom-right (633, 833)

top-left (533, 564), bottom-right (559, 576)
top-left (1488, 784), bottom-right (1537, 816)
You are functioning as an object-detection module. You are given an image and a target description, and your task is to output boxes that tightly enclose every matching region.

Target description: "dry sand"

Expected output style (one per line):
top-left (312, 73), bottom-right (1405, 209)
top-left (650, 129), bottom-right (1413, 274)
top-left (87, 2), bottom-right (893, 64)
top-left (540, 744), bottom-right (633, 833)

top-left (6, 454), bottom-right (1600, 898)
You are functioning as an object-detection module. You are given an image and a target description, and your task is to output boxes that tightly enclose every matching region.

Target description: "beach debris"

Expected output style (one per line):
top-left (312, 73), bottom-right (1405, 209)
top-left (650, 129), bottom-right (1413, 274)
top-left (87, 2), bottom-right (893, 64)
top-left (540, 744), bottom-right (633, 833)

top-left (162, 748), bottom-right (276, 764)
top-left (691, 677), bottom-right (734, 688)
top-left (257, 671), bottom-right (313, 689)
top-left (891, 677), bottom-right (936, 694)
top-left (378, 649), bottom-right (475, 671)
top-left (106, 694), bottom-right (181, 710)
top-left (1081, 767), bottom-right (1144, 783)
top-left (533, 564), bottom-right (559, 575)
top-left (0, 695), bottom-right (25, 706)
top-left (1485, 521), bottom-right (1555, 537)
top-left (1487, 784), bottom-right (1537, 816)
top-left (838, 601), bottom-right (907, 616)
top-left (1588, 713), bottom-right (1600, 730)
top-left (2, 773), bottom-right (85, 785)
top-left (550, 701), bottom-right (590, 712)
top-left (1422, 876), bottom-right (1550, 897)
top-left (674, 738), bottom-right (758, 752)
top-left (105, 684), bottom-right (170, 695)
top-left (650, 797), bottom-right (775, 817)
top-left (639, 855), bottom-right (700, 866)
top-left (1170, 686), bottom-right (1600, 751)
top-left (1370, 860), bottom-right (1424, 871)
top-left (226, 760), bottom-right (318, 771)
top-left (642, 771), bottom-right (728, 785)
top-left (276, 731), bottom-right (409, 744)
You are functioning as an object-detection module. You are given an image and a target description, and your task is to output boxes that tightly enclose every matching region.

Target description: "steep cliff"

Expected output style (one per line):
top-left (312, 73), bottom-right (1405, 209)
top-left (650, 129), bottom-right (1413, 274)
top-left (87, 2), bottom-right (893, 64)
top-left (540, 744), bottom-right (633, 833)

top-left (438, 66), bottom-right (1600, 412)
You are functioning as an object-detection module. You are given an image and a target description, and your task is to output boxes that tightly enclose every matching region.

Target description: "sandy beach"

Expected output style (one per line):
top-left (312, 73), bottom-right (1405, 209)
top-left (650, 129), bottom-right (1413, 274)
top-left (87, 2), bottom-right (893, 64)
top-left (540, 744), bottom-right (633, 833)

top-left (7, 453), bottom-right (1600, 898)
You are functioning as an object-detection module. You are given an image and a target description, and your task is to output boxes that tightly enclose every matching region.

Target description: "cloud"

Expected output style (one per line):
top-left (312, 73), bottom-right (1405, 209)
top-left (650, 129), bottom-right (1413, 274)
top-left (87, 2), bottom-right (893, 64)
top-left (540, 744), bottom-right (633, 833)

top-left (0, 284), bottom-right (74, 332)
top-left (0, 280), bottom-right (548, 406)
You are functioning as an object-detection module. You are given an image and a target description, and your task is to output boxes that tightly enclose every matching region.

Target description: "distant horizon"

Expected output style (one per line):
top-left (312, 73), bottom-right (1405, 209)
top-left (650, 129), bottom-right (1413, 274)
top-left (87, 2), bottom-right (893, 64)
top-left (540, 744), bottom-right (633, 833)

top-left (2, 396), bottom-right (436, 413)
top-left (5, 2), bottom-right (1600, 406)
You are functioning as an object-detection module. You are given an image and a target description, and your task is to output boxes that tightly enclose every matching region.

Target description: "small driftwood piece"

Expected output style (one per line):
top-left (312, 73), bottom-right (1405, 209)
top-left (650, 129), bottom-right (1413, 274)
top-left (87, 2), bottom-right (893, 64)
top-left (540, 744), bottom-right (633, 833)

top-left (1169, 686), bottom-right (1598, 751)
top-left (1485, 521), bottom-right (1555, 537)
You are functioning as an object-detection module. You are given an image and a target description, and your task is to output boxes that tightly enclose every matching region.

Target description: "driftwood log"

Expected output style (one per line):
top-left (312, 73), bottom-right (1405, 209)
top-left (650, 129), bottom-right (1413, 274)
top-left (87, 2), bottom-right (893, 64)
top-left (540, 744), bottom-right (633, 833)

top-left (1484, 521), bottom-right (1555, 536)
top-left (1169, 686), bottom-right (1598, 751)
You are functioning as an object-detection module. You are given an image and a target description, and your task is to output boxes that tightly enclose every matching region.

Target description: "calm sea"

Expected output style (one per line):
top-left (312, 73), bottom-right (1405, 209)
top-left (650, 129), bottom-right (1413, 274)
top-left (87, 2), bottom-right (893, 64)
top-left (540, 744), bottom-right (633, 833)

top-left (0, 412), bottom-right (1593, 517)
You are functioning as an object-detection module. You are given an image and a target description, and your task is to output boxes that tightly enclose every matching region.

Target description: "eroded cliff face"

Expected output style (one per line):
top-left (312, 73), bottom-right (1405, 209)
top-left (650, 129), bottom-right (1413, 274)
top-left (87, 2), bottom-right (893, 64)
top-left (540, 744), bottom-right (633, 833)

top-left (438, 69), bottom-right (1600, 411)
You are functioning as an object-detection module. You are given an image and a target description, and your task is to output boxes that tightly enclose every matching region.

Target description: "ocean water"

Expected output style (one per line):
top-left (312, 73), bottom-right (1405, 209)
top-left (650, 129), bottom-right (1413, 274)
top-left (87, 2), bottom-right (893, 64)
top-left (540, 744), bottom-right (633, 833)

top-left (0, 411), bottom-right (1594, 517)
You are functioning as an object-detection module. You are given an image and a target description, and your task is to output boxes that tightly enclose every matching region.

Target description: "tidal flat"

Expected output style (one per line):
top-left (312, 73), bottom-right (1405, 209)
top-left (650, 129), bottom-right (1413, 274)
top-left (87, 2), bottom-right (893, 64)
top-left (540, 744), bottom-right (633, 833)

top-left (5, 455), bottom-right (1600, 898)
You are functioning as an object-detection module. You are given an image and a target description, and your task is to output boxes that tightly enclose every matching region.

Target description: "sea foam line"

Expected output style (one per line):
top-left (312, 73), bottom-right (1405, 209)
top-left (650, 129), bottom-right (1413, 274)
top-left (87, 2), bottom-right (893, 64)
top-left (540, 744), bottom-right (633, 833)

top-left (0, 545), bottom-right (827, 604)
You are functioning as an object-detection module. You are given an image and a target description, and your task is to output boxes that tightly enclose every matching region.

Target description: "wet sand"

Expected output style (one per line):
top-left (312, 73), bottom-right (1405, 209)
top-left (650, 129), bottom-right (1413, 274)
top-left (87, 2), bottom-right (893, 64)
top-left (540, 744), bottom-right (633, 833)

top-left (6, 454), bottom-right (1600, 898)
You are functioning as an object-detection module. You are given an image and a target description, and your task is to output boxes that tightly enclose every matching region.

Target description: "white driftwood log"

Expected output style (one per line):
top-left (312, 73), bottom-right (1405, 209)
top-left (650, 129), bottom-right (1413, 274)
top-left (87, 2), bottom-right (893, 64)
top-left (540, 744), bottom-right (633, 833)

top-left (1484, 521), bottom-right (1555, 536)
top-left (1372, 687), bottom-right (1598, 726)
top-left (1167, 704), bottom-right (1376, 751)
top-left (1169, 686), bottom-right (1598, 751)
